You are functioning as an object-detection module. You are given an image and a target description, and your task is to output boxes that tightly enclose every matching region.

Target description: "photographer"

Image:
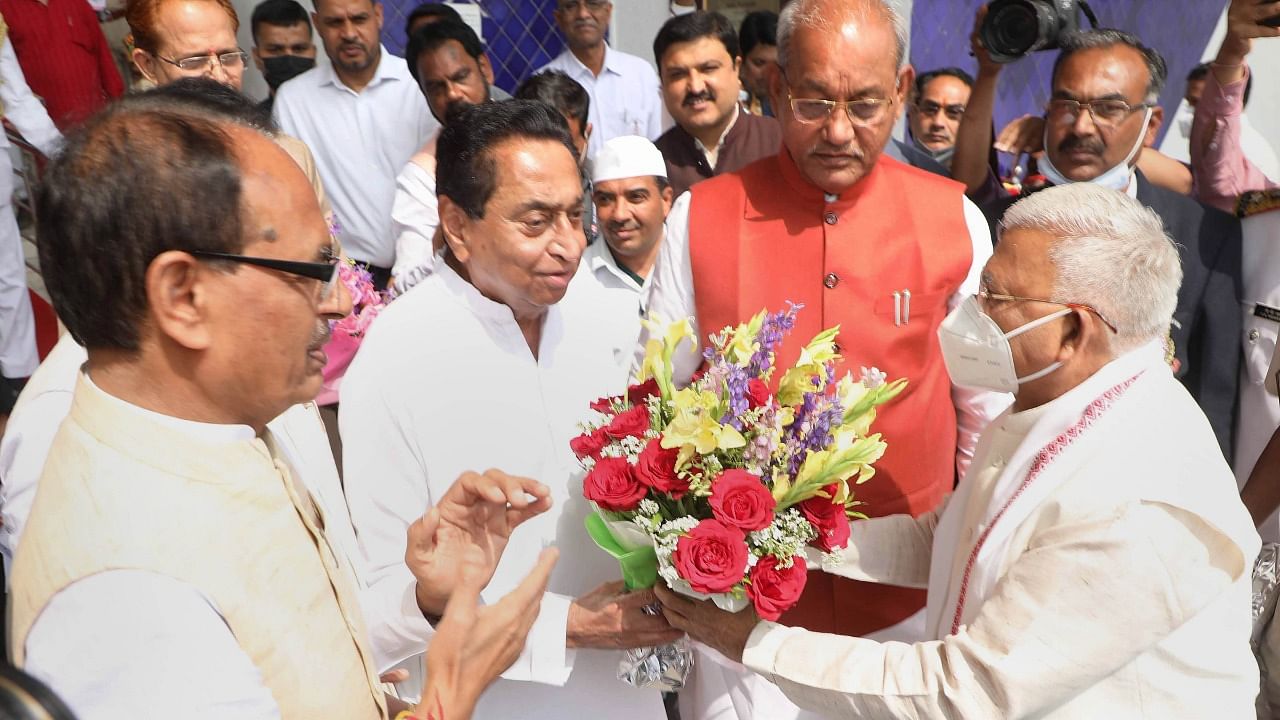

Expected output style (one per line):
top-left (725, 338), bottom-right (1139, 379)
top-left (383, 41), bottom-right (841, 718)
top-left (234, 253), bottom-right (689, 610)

top-left (963, 17), bottom-right (1243, 465)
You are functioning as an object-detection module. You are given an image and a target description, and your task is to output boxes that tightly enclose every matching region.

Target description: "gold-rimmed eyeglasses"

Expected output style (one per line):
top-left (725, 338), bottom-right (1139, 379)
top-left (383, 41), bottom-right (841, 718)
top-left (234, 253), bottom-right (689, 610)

top-left (788, 93), bottom-right (895, 127)
top-left (1044, 98), bottom-right (1152, 129)
top-left (977, 286), bottom-right (1119, 334)
top-left (158, 50), bottom-right (249, 73)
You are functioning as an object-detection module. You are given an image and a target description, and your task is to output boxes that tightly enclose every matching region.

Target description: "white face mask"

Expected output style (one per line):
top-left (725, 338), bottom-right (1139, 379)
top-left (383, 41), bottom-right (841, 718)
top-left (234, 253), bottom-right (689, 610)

top-left (1039, 106), bottom-right (1153, 192)
top-left (938, 295), bottom-right (1071, 393)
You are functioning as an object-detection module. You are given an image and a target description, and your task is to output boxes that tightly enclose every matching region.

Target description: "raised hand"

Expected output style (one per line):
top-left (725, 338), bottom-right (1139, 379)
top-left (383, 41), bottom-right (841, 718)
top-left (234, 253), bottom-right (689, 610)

top-left (995, 114), bottom-right (1046, 156)
top-left (412, 547), bottom-right (560, 720)
top-left (566, 580), bottom-right (686, 650)
top-left (407, 469), bottom-right (553, 616)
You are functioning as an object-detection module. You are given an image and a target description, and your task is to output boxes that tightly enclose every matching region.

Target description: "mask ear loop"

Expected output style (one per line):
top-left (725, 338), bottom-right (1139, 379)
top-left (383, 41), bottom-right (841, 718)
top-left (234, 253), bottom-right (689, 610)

top-left (1002, 307), bottom-right (1072, 341)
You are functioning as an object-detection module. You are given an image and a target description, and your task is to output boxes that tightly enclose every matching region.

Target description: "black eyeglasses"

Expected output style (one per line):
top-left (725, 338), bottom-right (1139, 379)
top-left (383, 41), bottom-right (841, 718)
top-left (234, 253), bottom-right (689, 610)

top-left (190, 250), bottom-right (340, 301)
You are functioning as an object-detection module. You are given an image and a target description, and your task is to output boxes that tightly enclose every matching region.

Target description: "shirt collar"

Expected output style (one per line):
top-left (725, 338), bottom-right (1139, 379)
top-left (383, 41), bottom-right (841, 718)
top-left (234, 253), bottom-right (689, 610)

top-left (693, 105), bottom-right (741, 156)
top-left (318, 46), bottom-right (401, 92)
top-left (586, 238), bottom-right (651, 292)
top-left (563, 44), bottom-right (623, 78)
top-left (82, 371), bottom-right (256, 443)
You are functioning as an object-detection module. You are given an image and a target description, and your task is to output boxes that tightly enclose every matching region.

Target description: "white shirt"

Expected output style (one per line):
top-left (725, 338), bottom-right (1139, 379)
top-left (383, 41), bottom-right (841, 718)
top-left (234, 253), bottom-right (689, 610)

top-left (339, 261), bottom-right (663, 719)
top-left (0, 36), bottom-right (62, 156)
top-left (537, 45), bottom-right (663, 159)
top-left (274, 49), bottom-right (438, 268)
top-left (390, 133), bottom-right (440, 292)
top-left (649, 190), bottom-right (1010, 477)
top-left (564, 237), bottom-right (658, 382)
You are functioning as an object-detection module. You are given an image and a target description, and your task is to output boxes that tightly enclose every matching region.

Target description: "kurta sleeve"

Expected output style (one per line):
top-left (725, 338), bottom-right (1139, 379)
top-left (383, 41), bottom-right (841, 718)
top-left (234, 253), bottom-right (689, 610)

top-left (949, 198), bottom-right (1010, 479)
top-left (0, 38), bottom-right (61, 157)
top-left (390, 161), bottom-right (439, 293)
top-left (742, 501), bottom-right (1244, 718)
top-left (339, 371), bottom-right (437, 671)
top-left (815, 501), bottom-right (946, 589)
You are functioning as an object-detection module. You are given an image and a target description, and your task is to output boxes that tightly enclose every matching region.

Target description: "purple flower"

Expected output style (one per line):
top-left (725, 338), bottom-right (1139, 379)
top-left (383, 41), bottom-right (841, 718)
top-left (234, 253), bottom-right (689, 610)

top-left (748, 303), bottom-right (801, 377)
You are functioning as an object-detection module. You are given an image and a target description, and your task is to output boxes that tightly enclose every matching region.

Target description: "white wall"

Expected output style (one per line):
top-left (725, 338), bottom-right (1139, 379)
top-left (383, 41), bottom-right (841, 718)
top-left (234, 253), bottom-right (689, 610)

top-left (1200, 7), bottom-right (1280, 168)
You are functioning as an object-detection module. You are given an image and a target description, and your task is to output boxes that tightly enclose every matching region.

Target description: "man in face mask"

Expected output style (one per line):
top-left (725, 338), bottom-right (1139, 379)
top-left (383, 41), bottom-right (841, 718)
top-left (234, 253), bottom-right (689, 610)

top-left (251, 0), bottom-right (318, 114)
top-left (981, 29), bottom-right (1243, 464)
top-left (654, 183), bottom-right (1262, 719)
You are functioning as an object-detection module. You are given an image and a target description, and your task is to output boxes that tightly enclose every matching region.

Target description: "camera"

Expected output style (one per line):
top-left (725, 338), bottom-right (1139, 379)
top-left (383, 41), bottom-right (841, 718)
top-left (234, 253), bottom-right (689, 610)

top-left (979, 0), bottom-right (1094, 64)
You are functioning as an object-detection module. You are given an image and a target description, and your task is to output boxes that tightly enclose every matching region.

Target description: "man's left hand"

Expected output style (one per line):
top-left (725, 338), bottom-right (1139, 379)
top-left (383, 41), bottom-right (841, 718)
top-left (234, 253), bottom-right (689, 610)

top-left (407, 469), bottom-right (553, 617)
top-left (653, 583), bottom-right (760, 664)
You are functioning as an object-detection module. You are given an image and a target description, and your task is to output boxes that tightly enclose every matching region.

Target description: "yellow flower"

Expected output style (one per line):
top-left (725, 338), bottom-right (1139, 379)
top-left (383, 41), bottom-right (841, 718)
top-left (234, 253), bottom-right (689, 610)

top-left (661, 387), bottom-right (746, 457)
top-left (777, 327), bottom-right (841, 405)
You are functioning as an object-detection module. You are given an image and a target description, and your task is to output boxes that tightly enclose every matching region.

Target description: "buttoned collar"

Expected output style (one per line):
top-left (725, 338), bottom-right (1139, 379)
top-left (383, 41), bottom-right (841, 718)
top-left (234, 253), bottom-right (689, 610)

top-left (561, 43), bottom-right (624, 79)
top-left (759, 145), bottom-right (886, 216)
top-left (585, 237), bottom-right (655, 293)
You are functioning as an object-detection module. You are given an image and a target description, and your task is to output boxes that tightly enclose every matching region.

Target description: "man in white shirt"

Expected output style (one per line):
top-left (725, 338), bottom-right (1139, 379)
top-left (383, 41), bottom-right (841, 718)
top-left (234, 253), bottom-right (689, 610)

top-left (274, 0), bottom-right (437, 288)
top-left (12, 88), bottom-right (555, 720)
top-left (570, 134), bottom-right (673, 380)
top-left (341, 100), bottom-right (681, 720)
top-left (390, 19), bottom-right (494, 292)
top-left (657, 183), bottom-right (1262, 719)
top-left (537, 0), bottom-right (663, 159)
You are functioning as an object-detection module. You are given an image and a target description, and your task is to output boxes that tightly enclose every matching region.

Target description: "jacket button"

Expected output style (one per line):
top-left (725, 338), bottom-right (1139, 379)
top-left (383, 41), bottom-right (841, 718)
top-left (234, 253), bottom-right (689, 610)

top-left (824, 211), bottom-right (838, 225)
top-left (823, 272), bottom-right (839, 289)
top-left (1249, 329), bottom-right (1261, 342)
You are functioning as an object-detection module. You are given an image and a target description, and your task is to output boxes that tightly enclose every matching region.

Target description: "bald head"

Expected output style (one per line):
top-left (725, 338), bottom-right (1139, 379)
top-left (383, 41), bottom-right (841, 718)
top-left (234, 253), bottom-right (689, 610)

top-left (778, 0), bottom-right (906, 69)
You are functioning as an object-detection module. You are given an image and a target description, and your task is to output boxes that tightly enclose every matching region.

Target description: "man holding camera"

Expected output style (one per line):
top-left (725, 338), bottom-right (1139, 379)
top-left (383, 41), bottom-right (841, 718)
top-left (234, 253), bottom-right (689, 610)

top-left (970, 25), bottom-right (1242, 467)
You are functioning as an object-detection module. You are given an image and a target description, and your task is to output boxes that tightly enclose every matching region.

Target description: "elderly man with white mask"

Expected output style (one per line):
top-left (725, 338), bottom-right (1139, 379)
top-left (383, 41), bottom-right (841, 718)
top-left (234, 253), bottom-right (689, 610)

top-left (655, 183), bottom-right (1262, 718)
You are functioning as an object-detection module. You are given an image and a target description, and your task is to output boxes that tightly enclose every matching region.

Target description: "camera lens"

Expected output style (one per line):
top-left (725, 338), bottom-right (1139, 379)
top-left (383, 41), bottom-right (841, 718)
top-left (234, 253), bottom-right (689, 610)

top-left (988, 4), bottom-right (1041, 56)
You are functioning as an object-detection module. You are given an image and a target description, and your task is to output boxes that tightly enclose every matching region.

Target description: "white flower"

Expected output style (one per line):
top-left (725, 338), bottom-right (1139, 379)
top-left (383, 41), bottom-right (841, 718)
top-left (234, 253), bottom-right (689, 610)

top-left (859, 366), bottom-right (887, 389)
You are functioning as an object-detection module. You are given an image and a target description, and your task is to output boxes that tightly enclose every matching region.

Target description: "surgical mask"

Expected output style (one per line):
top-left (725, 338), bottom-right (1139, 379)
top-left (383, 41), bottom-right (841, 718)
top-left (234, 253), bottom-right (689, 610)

top-left (1038, 106), bottom-right (1152, 192)
top-left (938, 295), bottom-right (1071, 393)
top-left (911, 134), bottom-right (955, 169)
top-left (262, 55), bottom-right (316, 91)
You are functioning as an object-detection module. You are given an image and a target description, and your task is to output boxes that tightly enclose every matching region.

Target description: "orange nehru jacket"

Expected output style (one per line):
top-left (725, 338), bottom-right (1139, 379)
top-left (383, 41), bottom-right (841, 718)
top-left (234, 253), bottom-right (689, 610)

top-left (688, 150), bottom-right (973, 635)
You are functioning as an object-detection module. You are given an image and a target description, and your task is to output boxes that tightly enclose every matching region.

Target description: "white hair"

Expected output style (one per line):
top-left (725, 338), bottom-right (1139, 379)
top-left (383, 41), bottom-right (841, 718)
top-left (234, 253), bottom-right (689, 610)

top-left (998, 183), bottom-right (1182, 355)
top-left (778, 0), bottom-right (908, 70)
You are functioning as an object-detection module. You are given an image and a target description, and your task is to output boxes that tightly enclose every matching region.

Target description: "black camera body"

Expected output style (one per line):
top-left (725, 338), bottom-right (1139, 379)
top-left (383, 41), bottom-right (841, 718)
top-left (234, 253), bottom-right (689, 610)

top-left (980, 0), bottom-right (1086, 64)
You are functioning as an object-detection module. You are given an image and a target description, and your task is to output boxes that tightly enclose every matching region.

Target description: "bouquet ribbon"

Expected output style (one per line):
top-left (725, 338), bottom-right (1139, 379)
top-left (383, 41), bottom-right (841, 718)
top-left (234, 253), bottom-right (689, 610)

top-left (584, 514), bottom-right (658, 591)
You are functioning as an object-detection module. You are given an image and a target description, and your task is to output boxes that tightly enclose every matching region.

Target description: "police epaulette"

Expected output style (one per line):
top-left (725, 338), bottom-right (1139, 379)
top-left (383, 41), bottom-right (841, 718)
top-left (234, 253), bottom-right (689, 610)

top-left (1237, 188), bottom-right (1280, 218)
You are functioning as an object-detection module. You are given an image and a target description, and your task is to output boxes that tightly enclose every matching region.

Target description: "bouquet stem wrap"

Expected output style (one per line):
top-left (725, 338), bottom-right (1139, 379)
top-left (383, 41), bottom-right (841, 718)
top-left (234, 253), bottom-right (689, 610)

top-left (584, 514), bottom-right (692, 691)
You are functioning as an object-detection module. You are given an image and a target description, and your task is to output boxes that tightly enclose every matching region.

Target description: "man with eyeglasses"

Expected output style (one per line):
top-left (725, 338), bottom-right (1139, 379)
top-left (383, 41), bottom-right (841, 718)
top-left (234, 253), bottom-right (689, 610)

top-left (7, 82), bottom-right (562, 720)
top-left (274, 0), bottom-right (438, 290)
top-left (906, 67), bottom-right (972, 171)
top-left (979, 29), bottom-right (1243, 468)
top-left (656, 181), bottom-right (1262, 720)
top-left (645, 2), bottom-right (1007, 717)
top-left (536, 0), bottom-right (662, 160)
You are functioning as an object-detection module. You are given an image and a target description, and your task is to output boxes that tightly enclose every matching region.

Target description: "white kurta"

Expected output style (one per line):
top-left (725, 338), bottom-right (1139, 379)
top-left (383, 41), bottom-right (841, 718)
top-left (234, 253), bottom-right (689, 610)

top-left (390, 133), bottom-right (441, 293)
top-left (2, 342), bottom-right (424, 717)
top-left (738, 343), bottom-right (1261, 718)
top-left (340, 261), bottom-right (664, 719)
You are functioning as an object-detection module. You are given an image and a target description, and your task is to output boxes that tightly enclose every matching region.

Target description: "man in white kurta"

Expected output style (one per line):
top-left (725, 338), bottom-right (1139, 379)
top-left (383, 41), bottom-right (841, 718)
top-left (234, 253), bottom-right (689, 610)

top-left (657, 183), bottom-right (1262, 718)
top-left (341, 101), bottom-right (673, 719)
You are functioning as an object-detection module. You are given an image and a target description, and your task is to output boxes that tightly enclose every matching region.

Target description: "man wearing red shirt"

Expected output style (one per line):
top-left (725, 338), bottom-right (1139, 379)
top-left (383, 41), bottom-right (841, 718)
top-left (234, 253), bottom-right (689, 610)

top-left (0, 0), bottom-right (124, 130)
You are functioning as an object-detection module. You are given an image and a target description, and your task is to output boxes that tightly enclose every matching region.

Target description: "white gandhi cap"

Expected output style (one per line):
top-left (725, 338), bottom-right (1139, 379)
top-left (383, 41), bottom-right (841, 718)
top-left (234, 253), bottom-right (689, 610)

top-left (591, 135), bottom-right (668, 184)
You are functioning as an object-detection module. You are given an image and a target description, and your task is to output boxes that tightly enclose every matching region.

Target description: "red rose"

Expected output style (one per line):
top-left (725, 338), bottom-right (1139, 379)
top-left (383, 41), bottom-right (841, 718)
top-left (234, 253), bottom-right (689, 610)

top-left (570, 428), bottom-right (609, 460)
top-left (627, 378), bottom-right (660, 407)
top-left (746, 378), bottom-right (771, 409)
top-left (583, 457), bottom-right (647, 512)
top-left (634, 437), bottom-right (690, 498)
top-left (605, 405), bottom-right (651, 439)
top-left (747, 554), bottom-right (808, 621)
top-left (799, 489), bottom-right (852, 552)
top-left (589, 395), bottom-right (619, 414)
top-left (672, 518), bottom-right (749, 594)
top-left (709, 469), bottom-right (775, 532)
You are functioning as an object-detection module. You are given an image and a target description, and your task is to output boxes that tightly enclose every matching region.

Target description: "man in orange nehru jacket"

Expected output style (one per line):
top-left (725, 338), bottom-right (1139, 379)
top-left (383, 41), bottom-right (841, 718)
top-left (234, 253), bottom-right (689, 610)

top-left (646, 0), bottom-right (1007, 717)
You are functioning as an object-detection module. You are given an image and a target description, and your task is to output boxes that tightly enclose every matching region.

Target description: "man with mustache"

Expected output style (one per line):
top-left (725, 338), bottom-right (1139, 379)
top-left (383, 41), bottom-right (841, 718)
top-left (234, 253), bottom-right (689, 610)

top-left (645, 1), bottom-right (1008, 716)
top-left (537, 0), bottom-right (662, 159)
top-left (390, 19), bottom-right (494, 292)
top-left (273, 0), bottom-right (437, 290)
top-left (980, 29), bottom-right (1242, 465)
top-left (906, 67), bottom-right (972, 171)
top-left (652, 10), bottom-right (781, 197)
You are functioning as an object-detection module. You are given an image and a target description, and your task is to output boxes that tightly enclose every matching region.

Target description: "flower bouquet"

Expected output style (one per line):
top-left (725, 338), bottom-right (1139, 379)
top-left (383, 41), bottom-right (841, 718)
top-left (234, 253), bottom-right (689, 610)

top-left (570, 304), bottom-right (906, 690)
top-left (317, 258), bottom-right (392, 405)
